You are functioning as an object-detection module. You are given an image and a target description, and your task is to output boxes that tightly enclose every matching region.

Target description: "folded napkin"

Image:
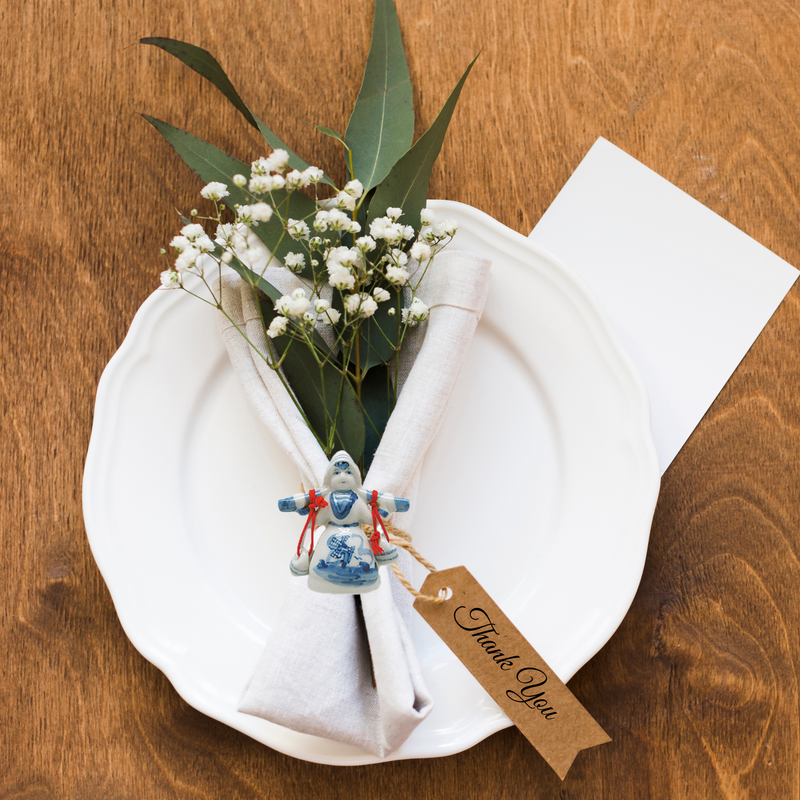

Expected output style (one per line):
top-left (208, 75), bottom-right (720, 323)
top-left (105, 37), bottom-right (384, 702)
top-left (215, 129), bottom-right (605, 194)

top-left (215, 249), bottom-right (492, 756)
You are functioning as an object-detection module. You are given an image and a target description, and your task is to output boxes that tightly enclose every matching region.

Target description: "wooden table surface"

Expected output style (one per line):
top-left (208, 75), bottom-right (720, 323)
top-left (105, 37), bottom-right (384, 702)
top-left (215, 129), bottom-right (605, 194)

top-left (3, 0), bottom-right (799, 797)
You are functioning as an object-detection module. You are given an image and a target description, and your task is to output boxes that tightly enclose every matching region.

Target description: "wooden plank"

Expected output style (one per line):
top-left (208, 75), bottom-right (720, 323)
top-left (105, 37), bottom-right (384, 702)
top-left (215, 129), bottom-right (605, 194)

top-left (1, 0), bottom-right (798, 796)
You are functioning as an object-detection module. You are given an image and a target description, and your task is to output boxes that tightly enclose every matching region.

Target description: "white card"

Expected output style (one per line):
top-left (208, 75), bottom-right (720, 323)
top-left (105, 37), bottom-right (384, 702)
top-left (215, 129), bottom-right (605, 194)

top-left (529, 137), bottom-right (798, 473)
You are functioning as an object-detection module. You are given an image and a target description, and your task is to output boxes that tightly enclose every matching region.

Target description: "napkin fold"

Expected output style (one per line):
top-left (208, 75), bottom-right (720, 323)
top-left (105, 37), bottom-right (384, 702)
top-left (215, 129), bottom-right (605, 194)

top-left (215, 249), bottom-right (492, 756)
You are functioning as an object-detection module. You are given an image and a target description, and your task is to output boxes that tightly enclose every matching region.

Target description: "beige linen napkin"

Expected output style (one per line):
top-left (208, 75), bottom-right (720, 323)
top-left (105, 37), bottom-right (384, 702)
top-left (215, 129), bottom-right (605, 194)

top-left (216, 249), bottom-right (491, 756)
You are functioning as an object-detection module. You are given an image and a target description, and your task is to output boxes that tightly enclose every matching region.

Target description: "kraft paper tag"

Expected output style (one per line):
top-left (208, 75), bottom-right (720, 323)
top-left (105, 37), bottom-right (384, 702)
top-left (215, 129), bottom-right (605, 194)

top-left (414, 566), bottom-right (611, 779)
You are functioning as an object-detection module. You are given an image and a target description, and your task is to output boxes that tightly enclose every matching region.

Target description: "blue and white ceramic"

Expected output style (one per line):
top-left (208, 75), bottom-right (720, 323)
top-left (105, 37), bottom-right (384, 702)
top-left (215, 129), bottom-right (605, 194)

top-left (278, 451), bottom-right (410, 594)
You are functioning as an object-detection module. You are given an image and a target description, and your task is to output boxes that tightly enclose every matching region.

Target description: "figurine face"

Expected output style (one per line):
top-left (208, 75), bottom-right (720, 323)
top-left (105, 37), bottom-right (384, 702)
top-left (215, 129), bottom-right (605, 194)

top-left (331, 465), bottom-right (356, 491)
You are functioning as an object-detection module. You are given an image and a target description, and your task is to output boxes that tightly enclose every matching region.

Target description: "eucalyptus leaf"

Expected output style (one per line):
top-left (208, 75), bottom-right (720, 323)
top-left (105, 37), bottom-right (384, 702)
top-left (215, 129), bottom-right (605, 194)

top-left (223, 252), bottom-right (281, 303)
top-left (360, 364), bottom-right (392, 472)
top-left (141, 37), bottom-right (259, 128)
top-left (144, 114), bottom-right (253, 209)
top-left (344, 0), bottom-right (413, 192)
top-left (368, 55), bottom-right (477, 228)
top-left (316, 125), bottom-right (349, 150)
top-left (141, 37), bottom-right (334, 185)
top-left (143, 115), bottom-right (332, 272)
top-left (258, 295), bottom-right (365, 462)
top-left (349, 289), bottom-right (403, 370)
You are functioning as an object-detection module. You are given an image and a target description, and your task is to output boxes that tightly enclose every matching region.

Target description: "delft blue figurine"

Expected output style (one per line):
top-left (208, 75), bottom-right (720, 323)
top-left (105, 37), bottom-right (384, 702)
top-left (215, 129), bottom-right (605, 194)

top-left (278, 451), bottom-right (410, 595)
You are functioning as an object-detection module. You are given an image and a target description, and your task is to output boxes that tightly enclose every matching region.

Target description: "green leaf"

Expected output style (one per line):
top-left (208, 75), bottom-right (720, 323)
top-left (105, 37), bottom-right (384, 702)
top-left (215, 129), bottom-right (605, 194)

top-left (144, 114), bottom-right (253, 206)
top-left (360, 364), bottom-right (392, 472)
top-left (257, 294), bottom-right (365, 462)
top-left (223, 253), bottom-right (282, 303)
top-left (344, 0), bottom-right (414, 192)
top-left (349, 288), bottom-right (403, 370)
top-left (316, 125), bottom-right (349, 150)
top-left (368, 55), bottom-right (477, 228)
top-left (143, 115), bottom-right (332, 273)
top-left (141, 37), bottom-right (334, 185)
top-left (141, 37), bottom-right (259, 128)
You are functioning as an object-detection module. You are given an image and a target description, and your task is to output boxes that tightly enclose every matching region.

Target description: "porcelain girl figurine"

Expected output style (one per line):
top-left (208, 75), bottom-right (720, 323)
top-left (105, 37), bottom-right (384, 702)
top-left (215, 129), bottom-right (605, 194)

top-left (278, 451), bottom-right (410, 594)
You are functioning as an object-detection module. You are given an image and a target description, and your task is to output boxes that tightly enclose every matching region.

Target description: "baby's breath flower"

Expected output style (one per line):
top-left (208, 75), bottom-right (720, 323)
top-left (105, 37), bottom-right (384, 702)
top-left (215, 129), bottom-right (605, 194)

top-left (308, 236), bottom-right (323, 249)
top-left (283, 170), bottom-right (303, 189)
top-left (232, 174), bottom-right (247, 188)
top-left (318, 306), bottom-right (341, 325)
top-left (345, 293), bottom-right (378, 317)
top-left (361, 296), bottom-right (379, 317)
top-left (335, 191), bottom-right (356, 212)
top-left (402, 297), bottom-right (430, 325)
top-left (160, 269), bottom-right (180, 288)
top-left (302, 311), bottom-right (315, 325)
top-left (267, 317), bottom-right (288, 338)
top-left (343, 179), bottom-right (364, 198)
top-left (175, 246), bottom-right (201, 274)
top-left (276, 289), bottom-right (310, 318)
top-left (347, 221), bottom-right (362, 235)
top-left (181, 223), bottom-right (206, 242)
top-left (249, 202), bottom-right (273, 223)
top-left (237, 206), bottom-right (254, 224)
top-left (193, 233), bottom-right (215, 254)
top-left (314, 299), bottom-right (331, 313)
top-left (287, 219), bottom-right (311, 240)
top-left (200, 181), bottom-right (229, 201)
top-left (386, 207), bottom-right (403, 220)
top-left (251, 157), bottom-right (270, 176)
top-left (373, 287), bottom-right (391, 303)
top-left (387, 307), bottom-right (396, 316)
top-left (221, 251), bottom-right (233, 264)
top-left (215, 223), bottom-right (234, 244)
top-left (370, 217), bottom-right (404, 243)
top-left (170, 234), bottom-right (191, 252)
top-left (385, 265), bottom-right (409, 286)
top-left (326, 246), bottom-right (359, 271)
top-left (303, 166), bottom-right (324, 184)
top-left (442, 218), bottom-right (459, 237)
top-left (265, 149), bottom-right (290, 174)
top-left (271, 174), bottom-right (286, 191)
top-left (420, 208), bottom-right (435, 226)
top-left (410, 241), bottom-right (432, 262)
top-left (283, 252), bottom-right (306, 273)
top-left (356, 235), bottom-right (376, 253)
top-left (326, 208), bottom-right (350, 231)
top-left (313, 210), bottom-right (330, 232)
top-left (402, 225), bottom-right (415, 240)
top-left (329, 269), bottom-right (356, 291)
top-left (389, 248), bottom-right (409, 267)
top-left (248, 175), bottom-right (273, 194)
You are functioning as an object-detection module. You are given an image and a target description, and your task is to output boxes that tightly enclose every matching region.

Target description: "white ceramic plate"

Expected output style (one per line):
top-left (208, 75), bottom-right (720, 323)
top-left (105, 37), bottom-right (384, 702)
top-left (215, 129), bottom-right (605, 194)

top-left (83, 200), bottom-right (660, 765)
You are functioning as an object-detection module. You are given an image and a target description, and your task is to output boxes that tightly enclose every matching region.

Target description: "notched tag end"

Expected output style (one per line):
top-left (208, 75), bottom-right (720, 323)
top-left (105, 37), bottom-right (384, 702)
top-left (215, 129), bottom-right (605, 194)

top-left (414, 566), bottom-right (611, 781)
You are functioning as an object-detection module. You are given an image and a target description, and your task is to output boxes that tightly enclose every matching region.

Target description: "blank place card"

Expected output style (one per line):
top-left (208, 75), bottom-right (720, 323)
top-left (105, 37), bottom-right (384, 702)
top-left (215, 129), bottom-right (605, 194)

top-left (529, 138), bottom-right (799, 473)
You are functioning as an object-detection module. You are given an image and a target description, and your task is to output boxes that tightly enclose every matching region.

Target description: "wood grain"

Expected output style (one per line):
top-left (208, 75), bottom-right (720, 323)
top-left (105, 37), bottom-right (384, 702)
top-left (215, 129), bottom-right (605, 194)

top-left (2, 0), bottom-right (799, 797)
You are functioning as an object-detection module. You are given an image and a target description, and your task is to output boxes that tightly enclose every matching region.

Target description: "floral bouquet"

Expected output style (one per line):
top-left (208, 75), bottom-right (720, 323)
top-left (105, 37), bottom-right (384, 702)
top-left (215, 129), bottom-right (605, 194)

top-left (143, 0), bottom-right (491, 756)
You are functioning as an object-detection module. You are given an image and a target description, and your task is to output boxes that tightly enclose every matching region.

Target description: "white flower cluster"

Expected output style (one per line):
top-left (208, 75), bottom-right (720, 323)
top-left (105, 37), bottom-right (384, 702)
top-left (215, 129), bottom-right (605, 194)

top-left (401, 297), bottom-right (430, 326)
top-left (269, 288), bottom-right (343, 337)
top-left (200, 181), bottom-right (229, 202)
top-left (159, 152), bottom-right (457, 373)
top-left (160, 221), bottom-right (219, 285)
top-left (243, 150), bottom-right (325, 198)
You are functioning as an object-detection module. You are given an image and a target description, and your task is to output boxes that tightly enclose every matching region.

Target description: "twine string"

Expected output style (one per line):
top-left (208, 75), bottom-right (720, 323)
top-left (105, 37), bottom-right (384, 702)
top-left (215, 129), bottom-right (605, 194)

top-left (363, 522), bottom-right (449, 604)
